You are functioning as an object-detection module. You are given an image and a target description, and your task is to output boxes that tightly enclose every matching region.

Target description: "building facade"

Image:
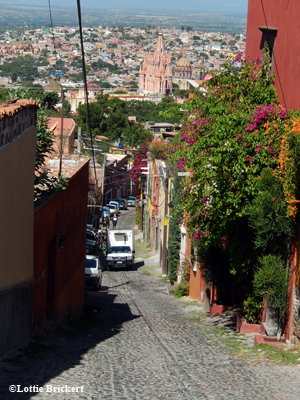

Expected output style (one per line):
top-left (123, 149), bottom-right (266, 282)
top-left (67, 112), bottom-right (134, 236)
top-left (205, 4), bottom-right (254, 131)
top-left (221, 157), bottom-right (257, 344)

top-left (246, 0), bottom-right (300, 110)
top-left (139, 33), bottom-right (172, 96)
top-left (0, 99), bottom-right (38, 356)
top-left (245, 0), bottom-right (300, 341)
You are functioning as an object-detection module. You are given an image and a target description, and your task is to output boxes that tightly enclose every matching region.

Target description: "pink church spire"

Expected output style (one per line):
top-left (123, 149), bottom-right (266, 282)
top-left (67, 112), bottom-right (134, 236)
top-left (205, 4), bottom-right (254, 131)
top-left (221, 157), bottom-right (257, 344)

top-left (155, 32), bottom-right (165, 55)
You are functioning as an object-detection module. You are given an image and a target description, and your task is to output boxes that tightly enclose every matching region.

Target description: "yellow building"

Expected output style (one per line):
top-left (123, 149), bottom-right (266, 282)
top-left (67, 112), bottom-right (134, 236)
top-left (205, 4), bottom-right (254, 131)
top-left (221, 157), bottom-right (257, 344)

top-left (0, 99), bottom-right (38, 356)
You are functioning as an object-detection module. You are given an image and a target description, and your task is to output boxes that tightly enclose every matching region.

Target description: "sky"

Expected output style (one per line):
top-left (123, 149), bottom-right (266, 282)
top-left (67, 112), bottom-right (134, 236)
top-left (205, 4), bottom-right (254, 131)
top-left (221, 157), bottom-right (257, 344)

top-left (10, 0), bottom-right (249, 14)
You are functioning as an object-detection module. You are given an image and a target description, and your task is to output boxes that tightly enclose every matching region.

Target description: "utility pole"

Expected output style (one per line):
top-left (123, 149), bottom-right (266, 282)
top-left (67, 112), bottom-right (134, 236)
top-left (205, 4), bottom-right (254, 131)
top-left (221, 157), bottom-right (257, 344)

top-left (59, 88), bottom-right (64, 175)
top-left (101, 153), bottom-right (106, 206)
top-left (77, 126), bottom-right (81, 155)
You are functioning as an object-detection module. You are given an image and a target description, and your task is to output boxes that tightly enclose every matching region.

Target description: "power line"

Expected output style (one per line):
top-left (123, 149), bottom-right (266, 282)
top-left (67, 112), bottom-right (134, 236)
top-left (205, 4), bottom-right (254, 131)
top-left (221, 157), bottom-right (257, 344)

top-left (47, 0), bottom-right (55, 48)
top-left (76, 0), bottom-right (98, 187)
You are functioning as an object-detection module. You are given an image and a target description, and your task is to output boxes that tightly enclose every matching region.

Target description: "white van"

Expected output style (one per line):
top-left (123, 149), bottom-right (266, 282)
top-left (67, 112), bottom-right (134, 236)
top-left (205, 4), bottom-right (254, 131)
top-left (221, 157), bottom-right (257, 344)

top-left (106, 230), bottom-right (135, 269)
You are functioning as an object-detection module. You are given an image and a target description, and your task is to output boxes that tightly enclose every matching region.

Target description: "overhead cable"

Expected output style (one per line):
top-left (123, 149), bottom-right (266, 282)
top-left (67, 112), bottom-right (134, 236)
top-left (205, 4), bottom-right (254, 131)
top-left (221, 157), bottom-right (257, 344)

top-left (76, 0), bottom-right (98, 187)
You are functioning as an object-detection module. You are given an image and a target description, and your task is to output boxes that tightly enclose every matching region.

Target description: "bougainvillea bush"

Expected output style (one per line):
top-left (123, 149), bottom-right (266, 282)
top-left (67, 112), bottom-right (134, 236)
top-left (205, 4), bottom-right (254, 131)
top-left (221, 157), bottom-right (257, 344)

top-left (169, 52), bottom-right (300, 298)
top-left (130, 144), bottom-right (148, 183)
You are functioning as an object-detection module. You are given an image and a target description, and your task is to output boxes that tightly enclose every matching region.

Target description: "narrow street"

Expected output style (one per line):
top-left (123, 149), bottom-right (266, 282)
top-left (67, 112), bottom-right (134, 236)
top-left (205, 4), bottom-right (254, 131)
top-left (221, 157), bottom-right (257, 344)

top-left (1, 208), bottom-right (300, 399)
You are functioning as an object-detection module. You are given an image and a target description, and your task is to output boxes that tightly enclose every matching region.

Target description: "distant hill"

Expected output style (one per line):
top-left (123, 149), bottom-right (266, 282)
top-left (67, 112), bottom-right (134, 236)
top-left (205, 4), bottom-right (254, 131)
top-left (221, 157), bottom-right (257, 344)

top-left (0, 2), bottom-right (247, 34)
top-left (1, 0), bottom-right (248, 15)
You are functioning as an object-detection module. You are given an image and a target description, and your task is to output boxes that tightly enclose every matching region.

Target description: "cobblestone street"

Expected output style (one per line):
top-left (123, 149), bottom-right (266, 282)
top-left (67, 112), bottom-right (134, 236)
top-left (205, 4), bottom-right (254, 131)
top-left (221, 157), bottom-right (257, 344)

top-left (1, 210), bottom-right (300, 399)
top-left (1, 268), bottom-right (300, 399)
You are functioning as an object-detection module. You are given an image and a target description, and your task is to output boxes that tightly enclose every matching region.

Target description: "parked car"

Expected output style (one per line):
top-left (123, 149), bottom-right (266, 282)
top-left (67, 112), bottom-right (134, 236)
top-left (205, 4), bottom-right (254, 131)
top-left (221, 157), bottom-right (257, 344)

top-left (86, 230), bottom-right (99, 254)
top-left (127, 196), bottom-right (137, 207)
top-left (86, 224), bottom-right (94, 232)
top-left (107, 204), bottom-right (118, 217)
top-left (117, 198), bottom-right (128, 210)
top-left (85, 255), bottom-right (102, 290)
top-left (109, 200), bottom-right (120, 214)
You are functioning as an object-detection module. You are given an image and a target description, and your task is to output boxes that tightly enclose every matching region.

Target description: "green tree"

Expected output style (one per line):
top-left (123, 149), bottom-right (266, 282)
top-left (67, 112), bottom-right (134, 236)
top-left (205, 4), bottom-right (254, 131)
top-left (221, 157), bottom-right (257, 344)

top-left (117, 24), bottom-right (124, 33)
top-left (34, 110), bottom-right (67, 201)
top-left (254, 255), bottom-right (289, 326)
top-left (245, 168), bottom-right (294, 257)
top-left (11, 71), bottom-right (18, 82)
top-left (41, 92), bottom-right (60, 109)
top-left (0, 88), bottom-right (8, 104)
top-left (122, 122), bottom-right (152, 148)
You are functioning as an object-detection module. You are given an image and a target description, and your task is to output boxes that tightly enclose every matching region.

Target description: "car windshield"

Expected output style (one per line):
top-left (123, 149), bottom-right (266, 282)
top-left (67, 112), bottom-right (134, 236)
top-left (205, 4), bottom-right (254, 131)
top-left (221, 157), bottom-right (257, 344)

top-left (109, 246), bottom-right (131, 253)
top-left (107, 205), bottom-right (116, 210)
top-left (85, 258), bottom-right (97, 268)
top-left (127, 197), bottom-right (136, 201)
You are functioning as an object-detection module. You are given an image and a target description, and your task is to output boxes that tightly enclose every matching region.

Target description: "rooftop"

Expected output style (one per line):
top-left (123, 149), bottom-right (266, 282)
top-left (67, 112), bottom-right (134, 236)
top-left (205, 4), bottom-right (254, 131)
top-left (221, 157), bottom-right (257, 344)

top-left (0, 99), bottom-right (39, 120)
top-left (47, 155), bottom-right (90, 179)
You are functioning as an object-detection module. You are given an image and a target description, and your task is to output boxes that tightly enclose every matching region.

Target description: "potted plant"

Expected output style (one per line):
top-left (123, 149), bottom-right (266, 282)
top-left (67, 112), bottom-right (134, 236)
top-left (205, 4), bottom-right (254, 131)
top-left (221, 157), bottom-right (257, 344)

top-left (253, 254), bottom-right (289, 340)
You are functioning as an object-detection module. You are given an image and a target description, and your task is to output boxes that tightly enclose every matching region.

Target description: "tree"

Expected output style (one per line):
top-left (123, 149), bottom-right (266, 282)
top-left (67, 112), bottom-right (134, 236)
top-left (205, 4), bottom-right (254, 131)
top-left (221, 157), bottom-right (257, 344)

top-left (63, 99), bottom-right (71, 117)
top-left (117, 24), bottom-right (124, 33)
top-left (168, 51), bottom-right (300, 297)
top-left (0, 55), bottom-right (38, 80)
top-left (0, 88), bottom-right (8, 104)
top-left (41, 92), bottom-right (60, 109)
top-left (34, 110), bottom-right (67, 201)
top-left (11, 71), bottom-right (18, 82)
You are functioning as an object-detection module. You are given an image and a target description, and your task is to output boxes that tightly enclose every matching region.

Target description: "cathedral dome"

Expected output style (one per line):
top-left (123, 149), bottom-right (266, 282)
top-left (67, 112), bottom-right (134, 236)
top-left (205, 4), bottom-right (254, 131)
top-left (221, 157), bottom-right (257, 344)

top-left (176, 57), bottom-right (191, 68)
top-left (45, 77), bottom-right (62, 93)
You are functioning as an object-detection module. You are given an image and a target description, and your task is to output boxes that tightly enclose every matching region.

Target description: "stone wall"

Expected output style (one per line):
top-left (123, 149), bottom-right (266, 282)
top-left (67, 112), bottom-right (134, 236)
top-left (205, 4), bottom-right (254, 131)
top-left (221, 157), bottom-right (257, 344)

top-left (292, 284), bottom-right (300, 344)
top-left (0, 100), bottom-right (37, 149)
top-left (0, 280), bottom-right (34, 357)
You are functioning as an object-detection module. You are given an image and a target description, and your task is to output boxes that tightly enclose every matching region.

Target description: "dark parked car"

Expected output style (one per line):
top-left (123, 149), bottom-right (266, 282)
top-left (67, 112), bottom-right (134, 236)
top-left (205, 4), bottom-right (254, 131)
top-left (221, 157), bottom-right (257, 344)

top-left (86, 230), bottom-right (99, 255)
top-left (117, 198), bottom-right (128, 210)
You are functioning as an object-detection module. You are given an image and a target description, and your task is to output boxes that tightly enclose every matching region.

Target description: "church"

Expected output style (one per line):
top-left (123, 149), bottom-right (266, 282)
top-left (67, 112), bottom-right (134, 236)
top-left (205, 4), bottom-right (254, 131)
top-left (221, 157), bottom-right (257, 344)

top-left (139, 33), bottom-right (172, 96)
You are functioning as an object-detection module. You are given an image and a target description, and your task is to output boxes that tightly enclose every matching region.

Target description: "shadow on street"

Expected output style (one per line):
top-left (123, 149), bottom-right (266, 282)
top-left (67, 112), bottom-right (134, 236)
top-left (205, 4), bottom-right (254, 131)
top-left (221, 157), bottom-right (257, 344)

top-left (0, 291), bottom-right (140, 399)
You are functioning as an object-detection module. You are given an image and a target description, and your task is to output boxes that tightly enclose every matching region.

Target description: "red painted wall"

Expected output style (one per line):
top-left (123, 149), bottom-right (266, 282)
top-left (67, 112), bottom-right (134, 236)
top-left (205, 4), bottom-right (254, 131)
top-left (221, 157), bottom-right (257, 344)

top-left (246, 0), bottom-right (300, 109)
top-left (33, 160), bottom-right (89, 334)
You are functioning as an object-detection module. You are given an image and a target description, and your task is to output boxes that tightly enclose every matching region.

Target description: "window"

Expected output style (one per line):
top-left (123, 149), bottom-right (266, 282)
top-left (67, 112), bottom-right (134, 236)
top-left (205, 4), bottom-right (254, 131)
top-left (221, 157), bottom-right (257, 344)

top-left (259, 27), bottom-right (277, 73)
